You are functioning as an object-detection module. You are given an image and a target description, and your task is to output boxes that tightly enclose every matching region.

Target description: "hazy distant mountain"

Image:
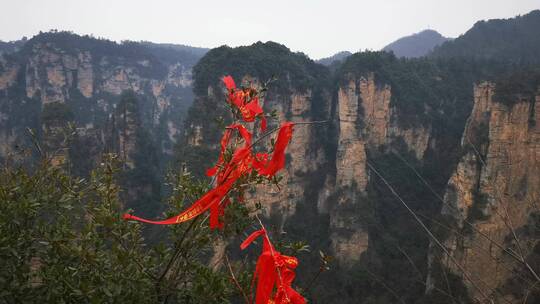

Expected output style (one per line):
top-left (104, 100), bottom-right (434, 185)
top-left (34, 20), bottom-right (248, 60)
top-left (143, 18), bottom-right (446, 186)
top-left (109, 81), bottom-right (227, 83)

top-left (382, 29), bottom-right (450, 58)
top-left (0, 37), bottom-right (27, 54)
top-left (317, 51), bottom-right (352, 66)
top-left (137, 41), bottom-right (209, 61)
top-left (431, 10), bottom-right (540, 63)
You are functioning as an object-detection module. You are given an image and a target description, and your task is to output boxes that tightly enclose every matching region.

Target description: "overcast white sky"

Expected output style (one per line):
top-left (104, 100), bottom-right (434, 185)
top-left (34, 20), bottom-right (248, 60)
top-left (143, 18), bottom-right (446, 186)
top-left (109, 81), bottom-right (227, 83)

top-left (1, 0), bottom-right (538, 59)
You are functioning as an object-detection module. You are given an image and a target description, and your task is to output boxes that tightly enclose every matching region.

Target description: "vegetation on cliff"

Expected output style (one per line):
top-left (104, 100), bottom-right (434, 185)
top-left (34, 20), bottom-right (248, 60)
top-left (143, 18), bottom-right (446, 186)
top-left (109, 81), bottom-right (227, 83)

top-left (0, 153), bottom-right (246, 303)
top-left (337, 51), bottom-right (477, 130)
top-left (431, 10), bottom-right (540, 64)
top-left (193, 41), bottom-right (329, 96)
top-left (179, 41), bottom-right (332, 178)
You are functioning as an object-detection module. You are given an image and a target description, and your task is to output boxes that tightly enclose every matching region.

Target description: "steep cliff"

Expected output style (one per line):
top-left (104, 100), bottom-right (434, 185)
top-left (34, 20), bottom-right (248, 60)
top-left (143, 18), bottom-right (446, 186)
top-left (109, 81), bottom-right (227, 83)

top-left (331, 72), bottom-right (433, 260)
top-left (322, 53), bottom-right (477, 275)
top-left (427, 79), bottom-right (540, 302)
top-left (0, 31), bottom-right (205, 213)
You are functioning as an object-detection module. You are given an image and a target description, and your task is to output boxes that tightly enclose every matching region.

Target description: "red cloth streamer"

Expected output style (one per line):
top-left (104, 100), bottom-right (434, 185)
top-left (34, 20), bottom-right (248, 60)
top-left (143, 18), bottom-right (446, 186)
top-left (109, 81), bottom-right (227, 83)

top-left (123, 144), bottom-right (252, 228)
top-left (206, 124), bottom-right (251, 179)
top-left (123, 123), bottom-right (295, 228)
top-left (241, 229), bottom-right (306, 304)
top-left (255, 122), bottom-right (294, 177)
top-left (223, 75), bottom-right (236, 91)
top-left (123, 76), bottom-right (296, 229)
top-left (261, 116), bottom-right (268, 132)
top-left (222, 76), bottom-right (266, 127)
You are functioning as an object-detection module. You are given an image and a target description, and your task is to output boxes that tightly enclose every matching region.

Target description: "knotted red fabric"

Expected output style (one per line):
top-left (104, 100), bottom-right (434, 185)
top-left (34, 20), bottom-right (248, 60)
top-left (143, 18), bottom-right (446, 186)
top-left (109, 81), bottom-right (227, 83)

top-left (123, 126), bottom-right (253, 228)
top-left (206, 124), bottom-right (252, 180)
top-left (223, 76), bottom-right (265, 126)
top-left (123, 75), bottom-right (296, 230)
top-left (124, 143), bottom-right (253, 228)
top-left (255, 122), bottom-right (294, 177)
top-left (123, 122), bottom-right (295, 228)
top-left (241, 229), bottom-right (306, 304)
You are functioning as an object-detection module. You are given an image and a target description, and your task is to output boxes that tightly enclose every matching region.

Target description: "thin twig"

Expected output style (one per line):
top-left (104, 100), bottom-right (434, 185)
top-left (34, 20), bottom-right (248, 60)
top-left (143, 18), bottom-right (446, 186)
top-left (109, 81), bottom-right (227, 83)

top-left (304, 267), bottom-right (324, 294)
top-left (156, 216), bottom-right (200, 301)
top-left (363, 268), bottom-right (406, 304)
top-left (225, 254), bottom-right (251, 304)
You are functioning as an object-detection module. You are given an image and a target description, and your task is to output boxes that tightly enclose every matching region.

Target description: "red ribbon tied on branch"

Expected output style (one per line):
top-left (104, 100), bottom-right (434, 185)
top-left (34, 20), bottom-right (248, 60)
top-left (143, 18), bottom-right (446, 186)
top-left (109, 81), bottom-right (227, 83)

top-left (123, 76), bottom-right (295, 229)
top-left (223, 75), bottom-right (267, 131)
top-left (241, 229), bottom-right (306, 304)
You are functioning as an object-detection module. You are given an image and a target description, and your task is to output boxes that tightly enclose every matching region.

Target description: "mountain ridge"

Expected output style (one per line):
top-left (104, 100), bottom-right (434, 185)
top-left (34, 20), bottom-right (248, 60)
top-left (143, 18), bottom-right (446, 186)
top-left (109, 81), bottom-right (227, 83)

top-left (430, 9), bottom-right (540, 62)
top-left (382, 29), bottom-right (451, 58)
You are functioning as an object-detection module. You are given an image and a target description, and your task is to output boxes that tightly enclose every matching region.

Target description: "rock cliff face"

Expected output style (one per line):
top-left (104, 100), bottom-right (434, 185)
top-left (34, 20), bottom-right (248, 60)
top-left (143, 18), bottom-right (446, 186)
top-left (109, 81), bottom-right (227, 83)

top-left (337, 74), bottom-right (432, 165)
top-left (0, 32), bottom-right (205, 213)
top-left (254, 90), bottom-right (331, 229)
top-left (327, 73), bottom-right (433, 263)
top-left (428, 83), bottom-right (540, 302)
top-left (0, 32), bottom-right (202, 162)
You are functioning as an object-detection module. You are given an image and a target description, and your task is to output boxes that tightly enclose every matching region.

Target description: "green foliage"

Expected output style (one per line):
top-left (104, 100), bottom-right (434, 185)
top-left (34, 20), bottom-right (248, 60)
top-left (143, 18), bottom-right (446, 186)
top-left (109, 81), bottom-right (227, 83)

top-left (493, 68), bottom-right (540, 107)
top-left (114, 91), bottom-right (162, 217)
top-left (0, 152), bottom-right (251, 303)
top-left (137, 41), bottom-right (207, 67)
top-left (431, 10), bottom-right (540, 64)
top-left (383, 29), bottom-right (450, 58)
top-left (316, 51), bottom-right (352, 67)
top-left (0, 66), bottom-right (41, 152)
top-left (11, 30), bottom-right (206, 82)
top-left (355, 148), bottom-right (469, 303)
top-left (0, 155), bottom-right (157, 302)
top-left (20, 31), bottom-right (163, 79)
top-left (192, 41), bottom-right (330, 96)
top-left (0, 37), bottom-right (26, 55)
top-left (41, 102), bottom-right (74, 125)
top-left (179, 42), bottom-right (332, 180)
top-left (1, 78), bottom-right (315, 303)
top-left (337, 51), bottom-right (480, 130)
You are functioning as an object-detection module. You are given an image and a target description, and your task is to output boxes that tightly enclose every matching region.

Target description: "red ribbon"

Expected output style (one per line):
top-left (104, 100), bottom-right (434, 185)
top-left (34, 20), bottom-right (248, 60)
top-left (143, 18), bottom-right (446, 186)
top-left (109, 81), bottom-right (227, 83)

top-left (123, 142), bottom-right (252, 228)
top-left (223, 76), bottom-right (266, 128)
top-left (123, 122), bottom-right (295, 229)
top-left (255, 122), bottom-right (294, 177)
top-left (206, 124), bottom-right (252, 181)
top-left (241, 229), bottom-right (306, 304)
top-left (123, 75), bottom-right (295, 230)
